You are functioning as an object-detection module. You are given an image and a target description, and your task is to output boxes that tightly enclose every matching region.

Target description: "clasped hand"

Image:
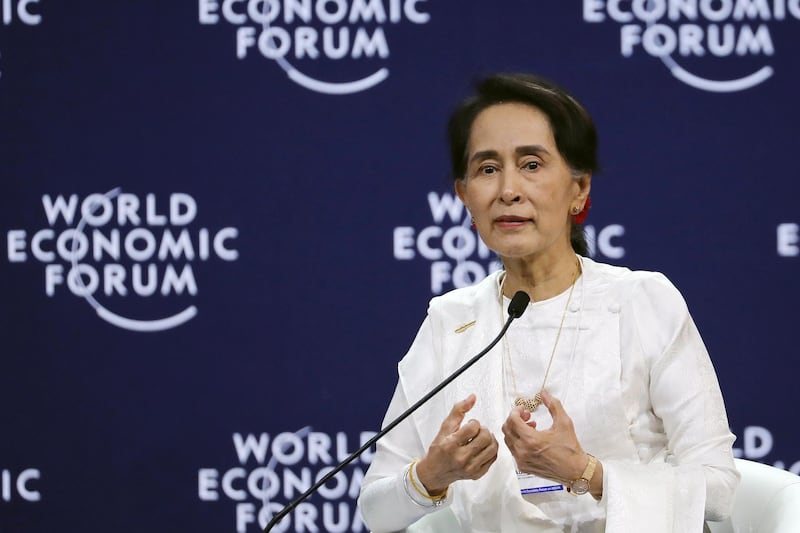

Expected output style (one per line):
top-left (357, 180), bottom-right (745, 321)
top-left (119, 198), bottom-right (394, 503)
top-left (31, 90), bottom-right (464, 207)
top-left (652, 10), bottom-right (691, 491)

top-left (415, 394), bottom-right (499, 496)
top-left (501, 389), bottom-right (587, 484)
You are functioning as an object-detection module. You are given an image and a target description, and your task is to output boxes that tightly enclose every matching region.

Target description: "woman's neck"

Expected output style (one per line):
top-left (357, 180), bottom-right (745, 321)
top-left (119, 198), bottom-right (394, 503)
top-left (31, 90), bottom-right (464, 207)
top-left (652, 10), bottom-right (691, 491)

top-left (501, 251), bottom-right (581, 303)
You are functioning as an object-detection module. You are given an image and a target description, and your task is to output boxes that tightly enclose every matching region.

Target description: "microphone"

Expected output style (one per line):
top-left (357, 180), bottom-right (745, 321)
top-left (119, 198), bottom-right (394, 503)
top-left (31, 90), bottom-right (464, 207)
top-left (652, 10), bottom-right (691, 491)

top-left (507, 290), bottom-right (530, 318)
top-left (263, 290), bottom-right (531, 532)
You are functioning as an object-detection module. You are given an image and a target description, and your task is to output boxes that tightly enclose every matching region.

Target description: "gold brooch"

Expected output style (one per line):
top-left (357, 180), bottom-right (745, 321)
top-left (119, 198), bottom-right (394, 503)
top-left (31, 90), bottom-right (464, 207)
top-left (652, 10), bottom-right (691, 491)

top-left (454, 321), bottom-right (476, 333)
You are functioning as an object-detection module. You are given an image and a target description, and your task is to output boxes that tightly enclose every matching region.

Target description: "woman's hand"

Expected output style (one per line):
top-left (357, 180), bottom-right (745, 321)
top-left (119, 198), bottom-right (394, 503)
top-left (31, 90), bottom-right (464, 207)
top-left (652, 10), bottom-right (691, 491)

top-left (415, 394), bottom-right (499, 495)
top-left (501, 390), bottom-right (589, 486)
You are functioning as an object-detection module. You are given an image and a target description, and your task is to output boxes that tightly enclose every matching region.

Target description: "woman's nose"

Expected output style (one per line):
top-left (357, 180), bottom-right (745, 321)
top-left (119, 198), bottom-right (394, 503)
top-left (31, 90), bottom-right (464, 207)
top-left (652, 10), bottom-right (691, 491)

top-left (499, 175), bottom-right (522, 204)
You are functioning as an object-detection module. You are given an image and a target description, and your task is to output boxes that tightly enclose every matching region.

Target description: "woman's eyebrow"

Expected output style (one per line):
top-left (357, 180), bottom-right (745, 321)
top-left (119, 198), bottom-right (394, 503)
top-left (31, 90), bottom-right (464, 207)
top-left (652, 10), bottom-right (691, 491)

top-left (515, 144), bottom-right (550, 157)
top-left (469, 149), bottom-right (499, 164)
top-left (469, 145), bottom-right (551, 164)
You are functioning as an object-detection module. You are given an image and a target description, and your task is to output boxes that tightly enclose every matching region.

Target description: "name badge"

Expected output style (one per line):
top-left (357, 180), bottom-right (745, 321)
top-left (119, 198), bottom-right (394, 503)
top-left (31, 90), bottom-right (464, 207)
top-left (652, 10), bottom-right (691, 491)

top-left (516, 465), bottom-right (564, 495)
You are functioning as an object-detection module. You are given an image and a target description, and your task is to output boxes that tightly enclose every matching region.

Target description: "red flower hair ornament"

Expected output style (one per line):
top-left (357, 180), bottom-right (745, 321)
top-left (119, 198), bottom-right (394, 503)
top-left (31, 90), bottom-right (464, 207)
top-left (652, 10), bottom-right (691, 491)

top-left (572, 196), bottom-right (591, 224)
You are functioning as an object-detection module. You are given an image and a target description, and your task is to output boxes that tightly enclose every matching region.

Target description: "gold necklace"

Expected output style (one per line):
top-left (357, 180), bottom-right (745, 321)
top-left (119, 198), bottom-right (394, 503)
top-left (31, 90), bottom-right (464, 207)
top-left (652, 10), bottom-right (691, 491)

top-left (499, 259), bottom-right (580, 412)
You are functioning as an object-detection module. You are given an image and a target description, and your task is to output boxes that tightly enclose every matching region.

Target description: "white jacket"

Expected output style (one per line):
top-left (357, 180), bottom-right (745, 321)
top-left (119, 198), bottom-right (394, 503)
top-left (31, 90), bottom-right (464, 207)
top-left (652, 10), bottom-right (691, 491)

top-left (359, 257), bottom-right (739, 532)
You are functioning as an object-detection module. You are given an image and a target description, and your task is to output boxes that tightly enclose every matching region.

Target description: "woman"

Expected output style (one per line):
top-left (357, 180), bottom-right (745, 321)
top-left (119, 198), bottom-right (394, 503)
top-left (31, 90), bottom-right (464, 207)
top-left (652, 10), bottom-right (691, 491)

top-left (358, 74), bottom-right (739, 532)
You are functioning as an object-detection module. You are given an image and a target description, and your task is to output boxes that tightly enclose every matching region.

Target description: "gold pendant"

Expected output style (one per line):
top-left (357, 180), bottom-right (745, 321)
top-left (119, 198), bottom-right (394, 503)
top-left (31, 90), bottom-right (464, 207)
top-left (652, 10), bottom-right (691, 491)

top-left (514, 392), bottom-right (542, 412)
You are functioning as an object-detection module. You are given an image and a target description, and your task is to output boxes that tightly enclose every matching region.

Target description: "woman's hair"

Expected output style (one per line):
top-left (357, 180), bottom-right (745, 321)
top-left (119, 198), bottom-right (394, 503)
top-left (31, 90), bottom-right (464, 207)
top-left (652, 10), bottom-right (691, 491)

top-left (447, 73), bottom-right (599, 255)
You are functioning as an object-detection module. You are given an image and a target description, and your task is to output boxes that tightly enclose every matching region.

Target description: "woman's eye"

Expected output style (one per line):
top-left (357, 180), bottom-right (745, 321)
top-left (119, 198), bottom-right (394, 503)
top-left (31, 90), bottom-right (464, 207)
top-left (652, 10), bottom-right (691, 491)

top-left (480, 165), bottom-right (497, 175)
top-left (523, 161), bottom-right (540, 171)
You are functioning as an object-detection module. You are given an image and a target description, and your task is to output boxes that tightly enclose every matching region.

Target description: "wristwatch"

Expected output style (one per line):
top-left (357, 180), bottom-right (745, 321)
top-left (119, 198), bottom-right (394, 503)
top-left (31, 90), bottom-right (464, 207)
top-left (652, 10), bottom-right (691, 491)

top-left (567, 454), bottom-right (597, 495)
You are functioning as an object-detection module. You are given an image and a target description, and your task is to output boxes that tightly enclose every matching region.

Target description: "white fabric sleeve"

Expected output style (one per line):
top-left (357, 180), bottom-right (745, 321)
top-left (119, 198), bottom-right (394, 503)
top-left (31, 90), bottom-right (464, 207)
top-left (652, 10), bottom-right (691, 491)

top-left (603, 275), bottom-right (739, 533)
top-left (358, 317), bottom-right (454, 533)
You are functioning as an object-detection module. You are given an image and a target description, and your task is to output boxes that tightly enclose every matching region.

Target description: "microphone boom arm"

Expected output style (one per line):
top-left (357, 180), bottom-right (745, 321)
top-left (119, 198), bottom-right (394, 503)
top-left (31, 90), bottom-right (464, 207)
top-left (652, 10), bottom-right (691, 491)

top-left (263, 292), bottom-right (529, 532)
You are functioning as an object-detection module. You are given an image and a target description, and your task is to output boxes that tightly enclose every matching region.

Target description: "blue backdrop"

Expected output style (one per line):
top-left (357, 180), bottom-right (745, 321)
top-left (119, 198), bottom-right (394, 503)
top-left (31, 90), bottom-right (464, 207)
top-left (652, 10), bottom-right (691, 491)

top-left (2, 1), bottom-right (799, 531)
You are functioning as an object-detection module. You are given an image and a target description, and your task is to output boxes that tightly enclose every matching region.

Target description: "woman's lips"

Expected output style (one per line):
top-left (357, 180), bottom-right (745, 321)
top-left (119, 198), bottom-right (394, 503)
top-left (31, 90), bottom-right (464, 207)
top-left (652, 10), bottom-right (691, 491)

top-left (494, 215), bottom-right (531, 228)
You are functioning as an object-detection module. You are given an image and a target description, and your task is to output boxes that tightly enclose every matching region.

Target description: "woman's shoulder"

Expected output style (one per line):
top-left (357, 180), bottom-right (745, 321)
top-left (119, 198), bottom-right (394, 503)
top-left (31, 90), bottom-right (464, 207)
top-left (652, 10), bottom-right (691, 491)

top-left (585, 258), bottom-right (696, 361)
top-left (583, 254), bottom-right (689, 330)
top-left (583, 256), bottom-right (685, 305)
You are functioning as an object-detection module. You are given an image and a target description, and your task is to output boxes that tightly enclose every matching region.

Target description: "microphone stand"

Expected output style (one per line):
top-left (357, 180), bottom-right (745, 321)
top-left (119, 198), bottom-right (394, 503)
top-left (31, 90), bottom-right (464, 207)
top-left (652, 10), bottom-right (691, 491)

top-left (263, 292), bottom-right (529, 532)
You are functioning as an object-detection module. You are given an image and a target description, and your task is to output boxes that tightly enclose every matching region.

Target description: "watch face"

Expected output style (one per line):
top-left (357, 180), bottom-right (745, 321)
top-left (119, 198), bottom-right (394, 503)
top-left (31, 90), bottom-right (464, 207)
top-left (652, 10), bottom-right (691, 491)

top-left (570, 479), bottom-right (590, 495)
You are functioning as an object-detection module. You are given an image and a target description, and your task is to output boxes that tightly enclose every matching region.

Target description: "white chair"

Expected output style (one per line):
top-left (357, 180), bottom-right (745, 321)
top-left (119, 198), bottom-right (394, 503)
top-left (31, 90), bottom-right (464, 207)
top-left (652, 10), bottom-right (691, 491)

top-left (707, 458), bottom-right (800, 533)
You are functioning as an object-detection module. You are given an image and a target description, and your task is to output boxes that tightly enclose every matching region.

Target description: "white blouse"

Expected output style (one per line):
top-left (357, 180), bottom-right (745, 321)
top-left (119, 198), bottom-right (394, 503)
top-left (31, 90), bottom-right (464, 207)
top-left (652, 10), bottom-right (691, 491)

top-left (358, 257), bottom-right (739, 532)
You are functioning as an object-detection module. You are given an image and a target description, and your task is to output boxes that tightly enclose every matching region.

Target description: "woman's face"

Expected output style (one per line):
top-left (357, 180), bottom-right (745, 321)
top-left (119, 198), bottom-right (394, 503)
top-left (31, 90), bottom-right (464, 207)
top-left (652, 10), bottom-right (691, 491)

top-left (455, 102), bottom-right (590, 262)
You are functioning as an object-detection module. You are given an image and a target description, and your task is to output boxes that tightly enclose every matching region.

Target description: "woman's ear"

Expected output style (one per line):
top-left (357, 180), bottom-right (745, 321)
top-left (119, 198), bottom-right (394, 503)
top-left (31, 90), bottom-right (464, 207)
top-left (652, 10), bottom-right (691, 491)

top-left (455, 179), bottom-right (468, 207)
top-left (575, 173), bottom-right (591, 202)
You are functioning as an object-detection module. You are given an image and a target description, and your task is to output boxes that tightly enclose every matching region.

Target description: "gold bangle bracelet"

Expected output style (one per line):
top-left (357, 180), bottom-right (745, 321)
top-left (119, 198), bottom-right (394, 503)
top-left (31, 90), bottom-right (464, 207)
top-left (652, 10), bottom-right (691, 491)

top-left (408, 459), bottom-right (448, 501)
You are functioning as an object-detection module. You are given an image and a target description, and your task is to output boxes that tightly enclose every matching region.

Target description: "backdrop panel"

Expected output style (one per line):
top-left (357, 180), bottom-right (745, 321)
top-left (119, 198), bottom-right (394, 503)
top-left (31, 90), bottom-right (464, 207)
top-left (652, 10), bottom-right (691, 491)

top-left (2, 1), bottom-right (798, 531)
